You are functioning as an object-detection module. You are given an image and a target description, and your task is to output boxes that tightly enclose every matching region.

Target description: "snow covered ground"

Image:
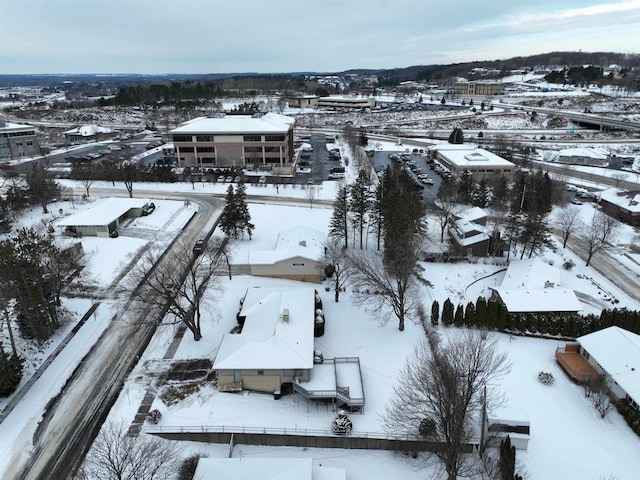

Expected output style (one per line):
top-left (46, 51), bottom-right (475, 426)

top-left (2, 184), bottom-right (640, 479)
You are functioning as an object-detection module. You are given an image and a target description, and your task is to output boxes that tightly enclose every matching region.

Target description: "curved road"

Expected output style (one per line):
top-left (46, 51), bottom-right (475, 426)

top-left (9, 190), bottom-right (221, 480)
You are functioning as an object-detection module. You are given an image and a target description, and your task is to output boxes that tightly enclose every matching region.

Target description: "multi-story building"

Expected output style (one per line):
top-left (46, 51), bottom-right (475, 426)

top-left (170, 113), bottom-right (295, 174)
top-left (453, 80), bottom-right (504, 96)
top-left (0, 122), bottom-right (41, 160)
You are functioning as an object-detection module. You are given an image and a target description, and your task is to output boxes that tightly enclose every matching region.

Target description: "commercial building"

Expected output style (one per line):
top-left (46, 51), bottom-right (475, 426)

top-left (63, 124), bottom-right (114, 144)
top-left (599, 188), bottom-right (640, 226)
top-left (554, 147), bottom-right (610, 167)
top-left (430, 144), bottom-right (515, 179)
top-left (0, 122), bottom-right (41, 160)
top-left (170, 113), bottom-right (295, 175)
top-left (453, 81), bottom-right (504, 96)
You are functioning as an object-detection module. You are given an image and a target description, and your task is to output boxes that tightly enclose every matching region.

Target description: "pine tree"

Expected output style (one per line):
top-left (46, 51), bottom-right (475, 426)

top-left (464, 302), bottom-right (476, 327)
top-left (329, 185), bottom-right (350, 248)
top-left (234, 182), bottom-right (254, 239)
top-left (0, 347), bottom-right (23, 397)
top-left (499, 435), bottom-right (517, 480)
top-left (442, 298), bottom-right (454, 326)
top-left (431, 300), bottom-right (440, 326)
top-left (350, 169), bottom-right (372, 249)
top-left (475, 297), bottom-right (488, 328)
top-left (370, 180), bottom-right (384, 250)
top-left (219, 185), bottom-right (238, 238)
top-left (454, 304), bottom-right (464, 327)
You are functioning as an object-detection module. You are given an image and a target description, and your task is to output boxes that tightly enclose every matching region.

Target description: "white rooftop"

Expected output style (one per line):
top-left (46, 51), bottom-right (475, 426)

top-left (578, 327), bottom-right (640, 405)
top-left (63, 124), bottom-right (113, 136)
top-left (494, 259), bottom-right (582, 313)
top-left (249, 225), bottom-right (325, 265)
top-left (170, 112), bottom-right (294, 135)
top-left (599, 188), bottom-right (640, 213)
top-left (436, 146), bottom-right (515, 169)
top-left (55, 197), bottom-right (151, 227)
top-left (213, 287), bottom-right (316, 370)
top-left (194, 458), bottom-right (346, 480)
top-left (458, 206), bottom-right (488, 223)
top-left (558, 147), bottom-right (609, 160)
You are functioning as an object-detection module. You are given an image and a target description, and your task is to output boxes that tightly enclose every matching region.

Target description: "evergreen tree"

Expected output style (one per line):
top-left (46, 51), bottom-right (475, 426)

top-left (234, 182), bottom-right (254, 239)
top-left (499, 435), bottom-right (517, 480)
top-left (350, 169), bottom-right (372, 249)
top-left (370, 180), bottom-right (384, 250)
top-left (329, 185), bottom-right (350, 248)
top-left (0, 348), bottom-right (23, 397)
top-left (448, 127), bottom-right (464, 144)
top-left (475, 297), bottom-right (488, 328)
top-left (442, 298), bottom-right (454, 326)
top-left (464, 302), bottom-right (476, 327)
top-left (219, 185), bottom-right (238, 238)
top-left (454, 304), bottom-right (464, 327)
top-left (431, 300), bottom-right (440, 326)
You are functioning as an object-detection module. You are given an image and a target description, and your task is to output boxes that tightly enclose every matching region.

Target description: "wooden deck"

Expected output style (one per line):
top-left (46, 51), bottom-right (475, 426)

top-left (555, 345), bottom-right (601, 384)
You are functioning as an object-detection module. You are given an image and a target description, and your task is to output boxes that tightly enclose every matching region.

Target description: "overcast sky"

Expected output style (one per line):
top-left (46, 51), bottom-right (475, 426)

top-left (1, 0), bottom-right (639, 74)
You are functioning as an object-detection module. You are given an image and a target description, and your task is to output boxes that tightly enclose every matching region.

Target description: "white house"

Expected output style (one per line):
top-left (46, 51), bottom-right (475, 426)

top-left (213, 287), bottom-right (316, 394)
top-left (194, 458), bottom-right (346, 480)
top-left (249, 225), bottom-right (325, 283)
top-left (490, 258), bottom-right (582, 313)
top-left (577, 326), bottom-right (640, 410)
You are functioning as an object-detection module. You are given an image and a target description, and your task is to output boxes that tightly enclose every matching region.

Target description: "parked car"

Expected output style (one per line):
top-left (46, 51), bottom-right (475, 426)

top-left (193, 239), bottom-right (205, 256)
top-left (225, 176), bottom-right (233, 182)
top-left (217, 176), bottom-right (225, 183)
top-left (259, 176), bottom-right (267, 184)
top-left (571, 198), bottom-right (583, 205)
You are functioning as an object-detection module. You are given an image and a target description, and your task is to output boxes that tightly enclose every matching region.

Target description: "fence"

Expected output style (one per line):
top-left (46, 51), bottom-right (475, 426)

top-left (144, 424), bottom-right (476, 453)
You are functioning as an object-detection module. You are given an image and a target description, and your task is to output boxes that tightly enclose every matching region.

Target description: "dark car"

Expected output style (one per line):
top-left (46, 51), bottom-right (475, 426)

top-left (193, 239), bottom-right (205, 255)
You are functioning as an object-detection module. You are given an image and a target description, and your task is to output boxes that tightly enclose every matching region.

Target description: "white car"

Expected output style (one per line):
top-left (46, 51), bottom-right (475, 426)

top-left (259, 176), bottom-right (267, 184)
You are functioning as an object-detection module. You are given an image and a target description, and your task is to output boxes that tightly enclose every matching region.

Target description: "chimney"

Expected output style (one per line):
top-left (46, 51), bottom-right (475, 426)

top-left (299, 240), bottom-right (306, 247)
top-left (282, 309), bottom-right (289, 323)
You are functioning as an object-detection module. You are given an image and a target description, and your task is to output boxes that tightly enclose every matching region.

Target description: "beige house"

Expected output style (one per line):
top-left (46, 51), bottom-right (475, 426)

top-left (214, 287), bottom-right (316, 394)
top-left (249, 226), bottom-right (325, 283)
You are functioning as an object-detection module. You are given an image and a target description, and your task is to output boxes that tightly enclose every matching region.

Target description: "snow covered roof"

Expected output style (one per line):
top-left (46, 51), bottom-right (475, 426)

top-left (578, 327), bottom-right (640, 405)
top-left (558, 147), bottom-right (609, 160)
top-left (249, 225), bottom-right (325, 265)
top-left (457, 206), bottom-right (488, 223)
top-left (170, 112), bottom-right (294, 135)
top-left (63, 124), bottom-right (113, 136)
top-left (55, 197), bottom-right (151, 227)
top-left (599, 188), bottom-right (640, 213)
top-left (193, 458), bottom-right (346, 480)
top-left (435, 146), bottom-right (515, 169)
top-left (213, 287), bottom-right (316, 370)
top-left (493, 259), bottom-right (582, 313)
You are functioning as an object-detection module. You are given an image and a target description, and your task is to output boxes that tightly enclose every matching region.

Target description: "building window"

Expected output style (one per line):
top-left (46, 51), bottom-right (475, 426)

top-left (244, 146), bottom-right (262, 153)
top-left (196, 135), bottom-right (214, 142)
top-left (292, 262), bottom-right (304, 267)
top-left (198, 146), bottom-right (214, 152)
top-left (243, 135), bottom-right (261, 142)
top-left (257, 370), bottom-right (264, 376)
top-left (265, 146), bottom-right (280, 153)
top-left (179, 147), bottom-right (194, 153)
top-left (265, 135), bottom-right (285, 142)
top-left (173, 135), bottom-right (192, 142)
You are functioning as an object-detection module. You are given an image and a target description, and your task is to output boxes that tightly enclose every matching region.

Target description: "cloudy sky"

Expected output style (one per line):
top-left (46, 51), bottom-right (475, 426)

top-left (1, 0), bottom-right (639, 74)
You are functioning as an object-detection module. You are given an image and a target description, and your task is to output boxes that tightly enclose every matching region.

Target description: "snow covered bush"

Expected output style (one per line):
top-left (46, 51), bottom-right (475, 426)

top-left (538, 371), bottom-right (555, 385)
top-left (331, 410), bottom-right (352, 435)
top-left (147, 409), bottom-right (162, 424)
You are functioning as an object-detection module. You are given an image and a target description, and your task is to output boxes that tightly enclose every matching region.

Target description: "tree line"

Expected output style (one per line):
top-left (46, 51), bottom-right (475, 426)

top-left (430, 296), bottom-right (640, 339)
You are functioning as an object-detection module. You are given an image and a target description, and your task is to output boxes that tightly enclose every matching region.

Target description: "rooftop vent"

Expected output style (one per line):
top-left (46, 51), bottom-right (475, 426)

top-left (299, 240), bottom-right (307, 247)
top-left (282, 309), bottom-right (289, 323)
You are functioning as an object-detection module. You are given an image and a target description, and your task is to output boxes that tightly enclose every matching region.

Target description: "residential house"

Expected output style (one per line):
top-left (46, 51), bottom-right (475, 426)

top-left (448, 207), bottom-right (497, 257)
top-left (194, 458), bottom-right (346, 480)
top-left (557, 327), bottom-right (640, 410)
top-left (249, 226), bottom-right (325, 283)
top-left (490, 258), bottom-right (583, 314)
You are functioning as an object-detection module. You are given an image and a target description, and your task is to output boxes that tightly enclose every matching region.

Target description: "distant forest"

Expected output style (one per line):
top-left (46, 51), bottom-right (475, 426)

top-left (2, 51), bottom-right (638, 102)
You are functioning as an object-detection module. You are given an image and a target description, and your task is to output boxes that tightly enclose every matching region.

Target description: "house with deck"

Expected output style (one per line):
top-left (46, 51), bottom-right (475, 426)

top-left (213, 286), bottom-right (365, 411)
top-left (556, 326), bottom-right (640, 410)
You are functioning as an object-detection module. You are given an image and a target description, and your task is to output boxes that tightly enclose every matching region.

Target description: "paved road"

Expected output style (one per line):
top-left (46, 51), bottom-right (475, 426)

top-left (8, 191), bottom-right (221, 480)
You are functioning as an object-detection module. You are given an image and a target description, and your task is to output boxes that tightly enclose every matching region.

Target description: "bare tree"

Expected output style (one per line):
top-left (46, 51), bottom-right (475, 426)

top-left (610, 172), bottom-right (628, 188)
top-left (25, 163), bottom-right (59, 213)
top-left (583, 211), bottom-right (619, 266)
top-left (120, 162), bottom-right (136, 198)
top-left (75, 420), bottom-right (178, 480)
top-left (323, 240), bottom-right (354, 302)
top-left (432, 198), bottom-right (459, 243)
top-left (348, 246), bottom-right (421, 331)
top-left (305, 184), bottom-right (319, 209)
top-left (128, 237), bottom-right (227, 341)
top-left (384, 329), bottom-right (511, 480)
top-left (555, 205), bottom-right (582, 248)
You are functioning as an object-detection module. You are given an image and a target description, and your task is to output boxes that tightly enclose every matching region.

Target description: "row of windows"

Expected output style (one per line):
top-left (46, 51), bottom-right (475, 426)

top-left (174, 134), bottom-right (288, 143)
top-left (2, 131), bottom-right (36, 138)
